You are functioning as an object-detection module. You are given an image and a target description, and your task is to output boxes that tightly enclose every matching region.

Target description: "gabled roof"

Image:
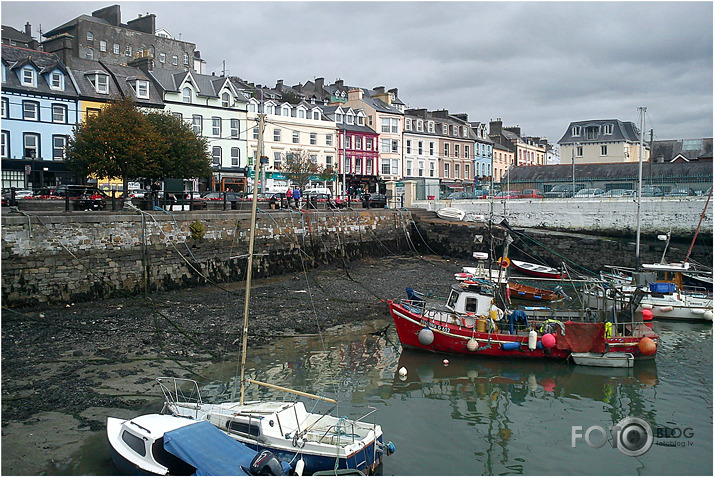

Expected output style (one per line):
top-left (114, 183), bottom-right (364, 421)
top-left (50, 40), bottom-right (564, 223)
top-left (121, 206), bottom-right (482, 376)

top-left (652, 138), bottom-right (713, 163)
top-left (2, 25), bottom-right (35, 43)
top-left (66, 57), bottom-right (119, 100)
top-left (101, 62), bottom-right (164, 106)
top-left (357, 88), bottom-right (402, 115)
top-left (558, 119), bottom-right (640, 144)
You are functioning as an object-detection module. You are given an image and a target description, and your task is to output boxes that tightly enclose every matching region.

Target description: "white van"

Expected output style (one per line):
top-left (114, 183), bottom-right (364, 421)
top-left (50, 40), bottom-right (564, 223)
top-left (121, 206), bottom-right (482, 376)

top-left (303, 187), bottom-right (332, 196)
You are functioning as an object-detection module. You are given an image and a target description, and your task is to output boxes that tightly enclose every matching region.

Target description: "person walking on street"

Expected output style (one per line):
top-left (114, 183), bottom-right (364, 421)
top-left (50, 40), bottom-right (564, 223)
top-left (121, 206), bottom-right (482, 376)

top-left (286, 187), bottom-right (293, 208)
top-left (151, 181), bottom-right (161, 209)
top-left (292, 186), bottom-right (302, 209)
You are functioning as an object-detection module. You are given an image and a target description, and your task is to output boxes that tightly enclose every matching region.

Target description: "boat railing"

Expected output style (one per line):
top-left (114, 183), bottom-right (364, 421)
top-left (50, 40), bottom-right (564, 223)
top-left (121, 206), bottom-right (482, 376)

top-left (156, 377), bottom-right (203, 413)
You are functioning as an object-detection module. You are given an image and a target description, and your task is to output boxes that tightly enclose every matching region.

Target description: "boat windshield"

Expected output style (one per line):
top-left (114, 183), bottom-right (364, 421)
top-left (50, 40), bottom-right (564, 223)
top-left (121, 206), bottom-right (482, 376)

top-left (446, 289), bottom-right (459, 310)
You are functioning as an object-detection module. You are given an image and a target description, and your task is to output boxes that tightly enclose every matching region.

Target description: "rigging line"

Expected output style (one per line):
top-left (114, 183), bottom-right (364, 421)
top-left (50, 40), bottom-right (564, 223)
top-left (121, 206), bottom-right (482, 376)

top-left (510, 229), bottom-right (598, 277)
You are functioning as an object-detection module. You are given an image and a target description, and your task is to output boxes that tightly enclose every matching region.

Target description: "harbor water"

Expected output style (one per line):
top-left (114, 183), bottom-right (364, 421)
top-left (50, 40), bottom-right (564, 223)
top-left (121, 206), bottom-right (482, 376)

top-left (58, 317), bottom-right (711, 475)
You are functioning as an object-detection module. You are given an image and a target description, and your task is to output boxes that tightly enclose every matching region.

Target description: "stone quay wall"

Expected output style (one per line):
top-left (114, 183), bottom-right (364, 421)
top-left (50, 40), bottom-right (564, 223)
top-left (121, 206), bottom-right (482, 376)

top-left (1, 209), bottom-right (412, 306)
top-left (415, 196), bottom-right (713, 239)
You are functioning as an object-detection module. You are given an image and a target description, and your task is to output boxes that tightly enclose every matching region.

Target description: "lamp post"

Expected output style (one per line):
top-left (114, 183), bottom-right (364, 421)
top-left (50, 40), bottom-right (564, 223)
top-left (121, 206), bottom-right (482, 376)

top-left (572, 142), bottom-right (578, 196)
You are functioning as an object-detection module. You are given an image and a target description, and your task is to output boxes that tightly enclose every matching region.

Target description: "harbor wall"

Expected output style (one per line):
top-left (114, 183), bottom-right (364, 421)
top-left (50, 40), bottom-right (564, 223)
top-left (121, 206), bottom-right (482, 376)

top-left (414, 196), bottom-right (713, 237)
top-left (1, 209), bottom-right (412, 306)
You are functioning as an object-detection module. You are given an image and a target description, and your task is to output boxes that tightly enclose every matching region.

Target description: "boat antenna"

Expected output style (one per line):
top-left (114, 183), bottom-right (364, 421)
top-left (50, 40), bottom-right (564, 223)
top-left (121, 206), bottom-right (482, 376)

top-left (635, 106), bottom-right (646, 271)
top-left (239, 113), bottom-right (266, 406)
top-left (684, 187), bottom-right (713, 264)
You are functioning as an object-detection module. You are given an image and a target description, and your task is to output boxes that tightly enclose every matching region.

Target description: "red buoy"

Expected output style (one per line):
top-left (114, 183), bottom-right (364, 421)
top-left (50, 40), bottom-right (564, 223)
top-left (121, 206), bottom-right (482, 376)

top-left (641, 309), bottom-right (654, 321)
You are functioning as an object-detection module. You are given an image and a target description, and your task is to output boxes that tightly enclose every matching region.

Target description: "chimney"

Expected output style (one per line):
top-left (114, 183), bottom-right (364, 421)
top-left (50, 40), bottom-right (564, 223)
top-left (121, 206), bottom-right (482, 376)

top-left (430, 109), bottom-right (449, 118)
top-left (24, 22), bottom-right (32, 37)
top-left (490, 118), bottom-right (503, 136)
top-left (348, 88), bottom-right (363, 101)
top-left (453, 113), bottom-right (468, 122)
top-left (373, 86), bottom-right (385, 94)
top-left (41, 33), bottom-right (74, 66)
top-left (128, 55), bottom-right (153, 73)
top-left (314, 77), bottom-right (324, 92)
top-left (92, 5), bottom-right (122, 26)
top-left (334, 79), bottom-right (343, 88)
top-left (388, 87), bottom-right (398, 98)
top-left (127, 13), bottom-right (156, 34)
top-left (275, 79), bottom-right (283, 91)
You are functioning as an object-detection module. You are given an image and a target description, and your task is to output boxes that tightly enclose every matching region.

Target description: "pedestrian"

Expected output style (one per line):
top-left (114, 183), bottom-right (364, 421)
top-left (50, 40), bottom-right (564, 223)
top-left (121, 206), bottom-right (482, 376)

top-left (286, 187), bottom-right (293, 207)
top-left (292, 186), bottom-right (302, 209)
top-left (151, 181), bottom-right (161, 209)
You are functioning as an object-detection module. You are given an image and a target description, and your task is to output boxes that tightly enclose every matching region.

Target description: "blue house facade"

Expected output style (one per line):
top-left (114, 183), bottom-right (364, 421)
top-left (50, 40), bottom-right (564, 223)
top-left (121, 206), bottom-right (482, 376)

top-left (2, 45), bottom-right (79, 188)
top-left (470, 122), bottom-right (494, 190)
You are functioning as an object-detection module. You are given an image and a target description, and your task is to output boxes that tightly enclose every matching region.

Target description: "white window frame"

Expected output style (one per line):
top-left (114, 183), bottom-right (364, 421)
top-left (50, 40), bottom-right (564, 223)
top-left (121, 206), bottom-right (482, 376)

top-left (406, 160), bottom-right (412, 176)
top-left (603, 124), bottom-right (613, 135)
top-left (310, 133), bottom-right (317, 145)
top-left (442, 124), bottom-right (448, 135)
top-left (326, 134), bottom-right (333, 146)
top-left (86, 48), bottom-right (94, 60)
top-left (1, 130), bottom-right (8, 158)
top-left (222, 92), bottom-right (230, 107)
top-left (576, 145), bottom-right (583, 156)
top-left (455, 144), bottom-right (460, 158)
top-left (273, 129), bottom-right (281, 142)
top-left (21, 68), bottom-right (35, 86)
top-left (444, 143), bottom-right (449, 156)
top-left (160, 53), bottom-right (166, 63)
top-left (381, 139), bottom-right (390, 153)
top-left (292, 131), bottom-right (299, 144)
top-left (230, 119), bottom-right (239, 139)
top-left (405, 119), bottom-right (412, 130)
top-left (455, 163), bottom-right (460, 177)
top-left (1, 98), bottom-right (7, 118)
top-left (418, 141), bottom-right (423, 155)
top-left (172, 55), bottom-right (178, 66)
top-left (212, 117), bottom-right (221, 137)
top-left (113, 43), bottom-right (120, 55)
top-left (87, 31), bottom-right (93, 41)
top-left (406, 140), bottom-right (412, 154)
top-left (52, 104), bottom-right (67, 123)
top-left (212, 146), bottom-right (221, 165)
top-left (99, 40), bottom-right (107, 52)
top-left (391, 139), bottom-right (399, 153)
top-left (135, 80), bottom-right (149, 99)
top-left (231, 147), bottom-right (240, 166)
top-left (52, 135), bottom-right (67, 160)
top-left (50, 72), bottom-right (63, 90)
top-left (24, 132), bottom-right (39, 159)
top-left (192, 115), bottom-right (202, 134)
top-left (184, 52), bottom-right (189, 65)
top-left (182, 87), bottom-right (192, 103)
top-left (430, 142), bottom-right (435, 155)
top-left (125, 45), bottom-right (132, 57)
top-left (23, 101), bottom-right (39, 121)
top-left (444, 163), bottom-right (450, 178)
top-left (601, 145), bottom-right (608, 156)
top-left (88, 73), bottom-right (109, 94)
top-left (572, 126), bottom-right (581, 136)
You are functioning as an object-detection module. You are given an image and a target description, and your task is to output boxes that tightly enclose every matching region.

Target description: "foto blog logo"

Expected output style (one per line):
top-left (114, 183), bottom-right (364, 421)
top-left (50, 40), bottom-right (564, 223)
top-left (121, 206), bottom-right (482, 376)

top-left (571, 417), bottom-right (654, 457)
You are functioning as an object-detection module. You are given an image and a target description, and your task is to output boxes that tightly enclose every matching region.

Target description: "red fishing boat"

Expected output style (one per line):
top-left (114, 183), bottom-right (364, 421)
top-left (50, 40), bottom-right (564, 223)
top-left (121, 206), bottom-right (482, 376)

top-left (388, 280), bottom-right (658, 363)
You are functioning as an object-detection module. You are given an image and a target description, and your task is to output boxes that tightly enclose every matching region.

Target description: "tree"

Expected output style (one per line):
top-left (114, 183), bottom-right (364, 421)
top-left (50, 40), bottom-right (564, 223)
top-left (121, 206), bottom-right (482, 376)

top-left (145, 112), bottom-right (212, 179)
top-left (278, 149), bottom-right (332, 191)
top-left (66, 98), bottom-right (211, 195)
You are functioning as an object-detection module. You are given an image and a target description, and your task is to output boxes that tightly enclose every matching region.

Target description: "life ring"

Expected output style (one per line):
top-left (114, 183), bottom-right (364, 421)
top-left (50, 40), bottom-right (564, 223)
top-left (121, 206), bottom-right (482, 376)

top-left (497, 257), bottom-right (511, 268)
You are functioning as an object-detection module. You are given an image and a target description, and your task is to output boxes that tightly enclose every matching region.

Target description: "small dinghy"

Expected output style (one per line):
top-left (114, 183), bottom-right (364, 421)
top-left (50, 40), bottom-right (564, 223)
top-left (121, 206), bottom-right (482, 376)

top-left (571, 352), bottom-right (635, 368)
top-left (511, 259), bottom-right (563, 279)
top-left (436, 207), bottom-right (466, 221)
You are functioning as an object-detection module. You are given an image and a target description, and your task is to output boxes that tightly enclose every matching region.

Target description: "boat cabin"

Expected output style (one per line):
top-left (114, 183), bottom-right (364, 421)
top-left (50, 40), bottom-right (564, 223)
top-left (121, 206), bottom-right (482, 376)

top-left (446, 281), bottom-right (495, 317)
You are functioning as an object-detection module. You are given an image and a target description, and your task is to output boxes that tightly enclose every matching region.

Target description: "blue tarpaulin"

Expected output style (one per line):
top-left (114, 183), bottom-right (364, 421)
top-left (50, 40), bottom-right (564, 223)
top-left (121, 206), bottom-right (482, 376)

top-left (163, 420), bottom-right (288, 476)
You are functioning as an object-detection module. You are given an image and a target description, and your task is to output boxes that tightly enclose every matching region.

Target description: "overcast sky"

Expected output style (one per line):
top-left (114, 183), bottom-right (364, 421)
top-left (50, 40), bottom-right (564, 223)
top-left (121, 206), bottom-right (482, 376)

top-left (3, 1), bottom-right (713, 149)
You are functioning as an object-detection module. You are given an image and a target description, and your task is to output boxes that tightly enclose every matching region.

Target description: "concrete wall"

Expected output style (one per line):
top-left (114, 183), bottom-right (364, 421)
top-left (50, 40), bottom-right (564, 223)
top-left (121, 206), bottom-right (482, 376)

top-left (414, 196), bottom-right (713, 238)
top-left (2, 209), bottom-right (411, 306)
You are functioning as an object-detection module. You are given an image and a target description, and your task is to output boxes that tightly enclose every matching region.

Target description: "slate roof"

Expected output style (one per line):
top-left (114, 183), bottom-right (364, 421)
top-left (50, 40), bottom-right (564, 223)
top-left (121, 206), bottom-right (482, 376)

top-left (1, 45), bottom-right (77, 98)
top-left (322, 105), bottom-right (377, 134)
top-left (2, 25), bottom-right (35, 43)
top-left (102, 62), bottom-right (165, 106)
top-left (354, 88), bottom-right (402, 115)
top-left (503, 161), bottom-right (713, 182)
top-left (65, 57), bottom-right (118, 101)
top-left (150, 68), bottom-right (233, 100)
top-left (558, 119), bottom-right (640, 144)
top-left (43, 14), bottom-right (109, 38)
top-left (651, 138), bottom-right (713, 162)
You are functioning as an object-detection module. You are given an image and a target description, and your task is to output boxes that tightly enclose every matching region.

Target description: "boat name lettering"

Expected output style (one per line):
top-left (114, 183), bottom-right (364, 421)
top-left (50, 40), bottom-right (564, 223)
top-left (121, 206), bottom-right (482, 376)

top-left (419, 319), bottom-right (450, 333)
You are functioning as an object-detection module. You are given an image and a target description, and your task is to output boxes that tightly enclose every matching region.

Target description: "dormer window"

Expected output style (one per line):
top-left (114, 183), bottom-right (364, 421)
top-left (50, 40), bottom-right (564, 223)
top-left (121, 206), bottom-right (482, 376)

top-left (133, 80), bottom-right (150, 99)
top-left (88, 73), bottom-right (109, 94)
top-left (603, 123), bottom-right (613, 135)
top-left (21, 67), bottom-right (36, 87)
top-left (222, 92), bottom-right (230, 107)
top-left (298, 109), bottom-right (305, 119)
top-left (182, 87), bottom-right (192, 103)
top-left (572, 126), bottom-right (582, 136)
top-left (336, 113), bottom-right (343, 123)
top-left (346, 114), bottom-right (354, 125)
top-left (405, 119), bottom-right (412, 130)
top-left (313, 111), bottom-right (319, 120)
top-left (428, 121), bottom-right (434, 133)
top-left (358, 116), bottom-right (364, 126)
top-left (282, 106), bottom-right (290, 116)
top-left (417, 120), bottom-right (423, 132)
top-left (50, 72), bottom-right (64, 90)
top-left (442, 124), bottom-right (448, 135)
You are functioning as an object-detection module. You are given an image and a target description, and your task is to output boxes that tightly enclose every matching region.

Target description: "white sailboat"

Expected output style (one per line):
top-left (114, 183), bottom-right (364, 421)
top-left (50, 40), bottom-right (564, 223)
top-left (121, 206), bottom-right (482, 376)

top-left (158, 113), bottom-right (393, 475)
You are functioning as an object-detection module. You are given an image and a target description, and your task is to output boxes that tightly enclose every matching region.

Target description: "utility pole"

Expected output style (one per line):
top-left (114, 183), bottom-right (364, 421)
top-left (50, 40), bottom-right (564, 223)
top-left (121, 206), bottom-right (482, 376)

top-left (635, 106), bottom-right (646, 271)
top-left (649, 129), bottom-right (654, 185)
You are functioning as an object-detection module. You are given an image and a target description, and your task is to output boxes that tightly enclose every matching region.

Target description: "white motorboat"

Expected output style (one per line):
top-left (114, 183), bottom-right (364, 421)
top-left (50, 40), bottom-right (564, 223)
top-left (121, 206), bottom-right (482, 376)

top-left (106, 413), bottom-right (289, 476)
top-left (436, 207), bottom-right (466, 221)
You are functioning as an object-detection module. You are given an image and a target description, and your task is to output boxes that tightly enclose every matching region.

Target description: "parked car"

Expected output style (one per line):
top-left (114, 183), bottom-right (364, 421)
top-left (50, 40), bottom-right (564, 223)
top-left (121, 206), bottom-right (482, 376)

top-left (602, 189), bottom-right (633, 198)
top-left (519, 189), bottom-right (544, 198)
top-left (34, 185), bottom-right (108, 210)
top-left (493, 191), bottom-right (520, 199)
top-left (574, 188), bottom-right (605, 198)
top-left (127, 189), bottom-right (146, 199)
top-left (305, 193), bottom-right (346, 209)
top-left (640, 185), bottom-right (664, 197)
top-left (667, 187), bottom-right (695, 197)
top-left (544, 184), bottom-right (582, 198)
top-left (362, 193), bottom-right (387, 208)
top-left (447, 191), bottom-right (485, 200)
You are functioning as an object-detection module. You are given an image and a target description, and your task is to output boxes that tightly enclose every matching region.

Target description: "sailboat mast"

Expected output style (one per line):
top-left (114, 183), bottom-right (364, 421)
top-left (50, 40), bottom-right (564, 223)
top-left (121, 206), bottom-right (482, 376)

top-left (684, 187), bottom-right (713, 264)
top-left (635, 106), bottom-right (646, 270)
top-left (239, 113), bottom-right (266, 406)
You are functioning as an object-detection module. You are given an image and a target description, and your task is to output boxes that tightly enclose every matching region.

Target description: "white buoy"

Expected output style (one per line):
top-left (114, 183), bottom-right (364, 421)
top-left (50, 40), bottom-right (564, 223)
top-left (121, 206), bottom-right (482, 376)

top-left (398, 366), bottom-right (408, 377)
top-left (641, 303), bottom-right (653, 310)
top-left (418, 327), bottom-right (435, 346)
top-left (443, 358), bottom-right (449, 365)
top-left (295, 459), bottom-right (305, 476)
top-left (528, 330), bottom-right (537, 350)
top-left (467, 338), bottom-right (479, 352)
top-left (704, 310), bottom-right (714, 321)
top-left (659, 305), bottom-right (674, 312)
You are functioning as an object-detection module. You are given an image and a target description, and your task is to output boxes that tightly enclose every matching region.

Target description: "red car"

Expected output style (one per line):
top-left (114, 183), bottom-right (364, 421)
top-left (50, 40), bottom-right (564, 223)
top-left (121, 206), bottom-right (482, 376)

top-left (493, 190), bottom-right (520, 199)
top-left (519, 189), bottom-right (544, 198)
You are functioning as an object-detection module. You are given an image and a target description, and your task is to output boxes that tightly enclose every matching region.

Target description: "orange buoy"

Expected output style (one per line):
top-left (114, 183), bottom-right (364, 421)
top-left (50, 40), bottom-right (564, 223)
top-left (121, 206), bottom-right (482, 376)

top-left (638, 337), bottom-right (657, 356)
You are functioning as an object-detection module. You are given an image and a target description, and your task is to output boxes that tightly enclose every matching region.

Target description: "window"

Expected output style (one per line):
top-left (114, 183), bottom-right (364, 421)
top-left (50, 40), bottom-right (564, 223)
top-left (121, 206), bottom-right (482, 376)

top-left (52, 135), bottom-right (67, 160)
top-left (391, 139), bottom-right (399, 153)
top-left (336, 113), bottom-right (343, 123)
top-left (1, 131), bottom-right (9, 158)
top-left (125, 45), bottom-right (132, 57)
top-left (231, 147), bottom-right (240, 166)
top-left (99, 40), bottom-right (107, 52)
top-left (444, 163), bottom-right (450, 177)
top-left (405, 119), bottom-right (412, 130)
top-left (417, 120), bottom-right (423, 132)
top-left (381, 158), bottom-right (390, 175)
top-left (292, 131), bottom-right (299, 144)
top-left (150, 46), bottom-right (155, 57)
top-left (601, 145), bottom-right (608, 156)
top-left (455, 144), bottom-right (460, 157)
top-left (381, 117), bottom-right (398, 133)
top-left (313, 111), bottom-right (319, 120)
top-left (52, 104), bottom-right (67, 123)
top-left (428, 122), bottom-right (434, 133)
top-left (265, 105), bottom-right (274, 115)
top-left (406, 140), bottom-right (412, 154)
top-left (576, 145), bottom-right (583, 156)
top-left (572, 126), bottom-right (581, 136)
top-left (273, 129), bottom-right (281, 142)
top-left (87, 108), bottom-right (101, 118)
top-left (585, 126), bottom-right (599, 140)
top-left (173, 112), bottom-right (183, 121)
top-left (344, 155), bottom-right (351, 173)
top-left (430, 142), bottom-right (435, 155)
top-left (273, 152), bottom-right (282, 169)
top-left (355, 137), bottom-right (362, 149)
top-left (418, 141), bottom-right (423, 155)
top-left (184, 52), bottom-right (189, 64)
top-left (50, 72), bottom-right (63, 90)
top-left (1, 98), bottom-right (8, 118)
top-left (230, 119), bottom-right (239, 139)
top-left (160, 53), bottom-right (166, 63)
top-left (21, 68), bottom-right (35, 86)
top-left (135, 80), bottom-right (149, 99)
top-left (169, 55), bottom-right (177, 66)
top-left (24, 133), bottom-right (40, 159)
top-left (253, 126), bottom-right (259, 140)
top-left (326, 134), bottom-right (333, 146)
top-left (192, 115), bottom-right (202, 134)
top-left (87, 31), bottom-right (93, 41)
top-left (366, 138), bottom-right (373, 150)
top-left (603, 123), bottom-right (613, 135)
top-left (465, 145), bottom-right (470, 158)
top-left (222, 92), bottom-right (230, 107)
top-left (113, 43), bottom-right (120, 54)
top-left (326, 155), bottom-right (333, 167)
top-left (310, 133), bottom-right (316, 145)
top-left (455, 164), bottom-right (460, 177)
top-left (182, 87), bottom-right (191, 103)
top-left (444, 143), bottom-right (449, 156)
top-left (442, 124), bottom-right (448, 135)
top-left (346, 114), bottom-right (354, 125)
top-left (298, 109), bottom-right (305, 119)
top-left (406, 160), bottom-right (412, 176)
top-left (381, 139), bottom-right (390, 153)
top-left (345, 136), bottom-right (351, 149)
top-left (366, 157), bottom-right (372, 174)
top-left (429, 162), bottom-right (435, 177)
top-left (122, 431), bottom-right (146, 457)
top-left (211, 117), bottom-right (221, 137)
top-left (212, 146), bottom-right (221, 165)
top-left (23, 101), bottom-right (39, 121)
top-left (88, 73), bottom-right (109, 94)
top-left (248, 103), bottom-right (256, 113)
top-left (310, 154), bottom-right (317, 163)
top-left (418, 161), bottom-right (424, 176)
top-left (283, 106), bottom-right (291, 116)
